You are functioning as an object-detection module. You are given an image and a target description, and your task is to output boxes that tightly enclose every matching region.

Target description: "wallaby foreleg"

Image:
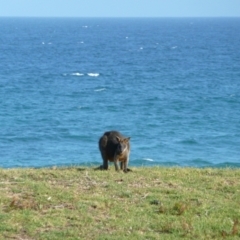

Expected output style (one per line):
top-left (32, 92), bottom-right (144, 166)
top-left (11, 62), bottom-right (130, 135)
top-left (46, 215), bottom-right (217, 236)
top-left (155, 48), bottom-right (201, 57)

top-left (122, 155), bottom-right (131, 172)
top-left (122, 161), bottom-right (128, 173)
top-left (113, 155), bottom-right (120, 171)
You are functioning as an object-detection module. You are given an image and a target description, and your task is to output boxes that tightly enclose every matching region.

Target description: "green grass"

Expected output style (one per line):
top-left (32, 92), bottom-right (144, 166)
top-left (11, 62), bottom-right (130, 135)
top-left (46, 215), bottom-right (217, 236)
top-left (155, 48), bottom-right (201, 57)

top-left (0, 166), bottom-right (240, 239)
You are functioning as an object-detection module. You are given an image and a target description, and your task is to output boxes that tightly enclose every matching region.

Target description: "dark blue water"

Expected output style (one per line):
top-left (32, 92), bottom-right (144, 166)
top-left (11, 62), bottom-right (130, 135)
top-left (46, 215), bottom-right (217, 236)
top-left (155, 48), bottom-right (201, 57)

top-left (0, 17), bottom-right (240, 168)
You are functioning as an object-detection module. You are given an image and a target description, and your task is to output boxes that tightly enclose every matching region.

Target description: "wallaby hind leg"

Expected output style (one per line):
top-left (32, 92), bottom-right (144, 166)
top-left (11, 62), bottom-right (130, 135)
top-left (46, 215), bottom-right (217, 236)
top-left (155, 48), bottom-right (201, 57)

top-left (99, 135), bottom-right (109, 170)
top-left (100, 151), bottom-right (109, 170)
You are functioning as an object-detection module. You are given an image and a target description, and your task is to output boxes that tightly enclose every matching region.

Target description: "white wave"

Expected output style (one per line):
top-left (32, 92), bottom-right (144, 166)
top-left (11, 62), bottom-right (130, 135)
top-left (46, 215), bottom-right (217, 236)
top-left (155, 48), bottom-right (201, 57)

top-left (88, 73), bottom-right (99, 77)
top-left (143, 158), bottom-right (154, 162)
top-left (71, 73), bottom-right (84, 76)
top-left (94, 88), bottom-right (106, 92)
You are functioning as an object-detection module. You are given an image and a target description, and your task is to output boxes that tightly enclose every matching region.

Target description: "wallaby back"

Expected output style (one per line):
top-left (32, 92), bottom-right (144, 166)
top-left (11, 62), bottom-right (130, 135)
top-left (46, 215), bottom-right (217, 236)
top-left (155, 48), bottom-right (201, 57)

top-left (99, 131), bottom-right (131, 172)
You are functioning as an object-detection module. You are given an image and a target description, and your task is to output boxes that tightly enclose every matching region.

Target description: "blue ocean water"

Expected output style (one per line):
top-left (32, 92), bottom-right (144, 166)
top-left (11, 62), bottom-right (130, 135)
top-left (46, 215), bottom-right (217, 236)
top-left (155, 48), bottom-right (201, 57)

top-left (0, 17), bottom-right (240, 168)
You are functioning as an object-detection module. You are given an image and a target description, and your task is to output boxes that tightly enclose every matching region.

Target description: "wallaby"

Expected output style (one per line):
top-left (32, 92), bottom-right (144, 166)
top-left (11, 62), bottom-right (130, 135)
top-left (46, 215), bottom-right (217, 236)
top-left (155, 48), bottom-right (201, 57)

top-left (99, 131), bottom-right (131, 172)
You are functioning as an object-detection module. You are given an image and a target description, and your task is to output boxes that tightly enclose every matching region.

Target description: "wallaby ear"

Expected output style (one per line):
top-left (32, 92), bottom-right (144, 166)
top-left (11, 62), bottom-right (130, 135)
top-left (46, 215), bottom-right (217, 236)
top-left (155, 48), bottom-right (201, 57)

top-left (124, 137), bottom-right (131, 142)
top-left (116, 136), bottom-right (121, 142)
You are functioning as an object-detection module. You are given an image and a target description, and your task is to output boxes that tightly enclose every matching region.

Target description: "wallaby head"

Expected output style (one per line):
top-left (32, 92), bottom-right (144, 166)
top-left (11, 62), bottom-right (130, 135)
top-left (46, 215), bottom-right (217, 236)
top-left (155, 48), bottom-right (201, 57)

top-left (115, 136), bottom-right (130, 156)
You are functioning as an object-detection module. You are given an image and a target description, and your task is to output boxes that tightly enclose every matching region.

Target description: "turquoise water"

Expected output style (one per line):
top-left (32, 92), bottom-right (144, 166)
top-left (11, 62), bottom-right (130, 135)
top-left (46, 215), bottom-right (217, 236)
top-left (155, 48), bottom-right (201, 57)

top-left (0, 18), bottom-right (240, 168)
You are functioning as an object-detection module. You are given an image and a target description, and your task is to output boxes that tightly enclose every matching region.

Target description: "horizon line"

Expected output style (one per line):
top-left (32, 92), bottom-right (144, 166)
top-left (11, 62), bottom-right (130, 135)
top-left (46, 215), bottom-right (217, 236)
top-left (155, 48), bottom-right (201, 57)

top-left (0, 16), bottom-right (240, 19)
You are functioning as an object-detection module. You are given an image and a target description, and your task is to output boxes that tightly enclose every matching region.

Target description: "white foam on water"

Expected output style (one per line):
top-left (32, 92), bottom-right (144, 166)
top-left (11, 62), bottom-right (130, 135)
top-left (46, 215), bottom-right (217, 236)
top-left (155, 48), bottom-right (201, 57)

top-left (88, 73), bottom-right (99, 77)
top-left (71, 73), bottom-right (84, 76)
top-left (94, 88), bottom-right (106, 92)
top-left (143, 158), bottom-right (154, 162)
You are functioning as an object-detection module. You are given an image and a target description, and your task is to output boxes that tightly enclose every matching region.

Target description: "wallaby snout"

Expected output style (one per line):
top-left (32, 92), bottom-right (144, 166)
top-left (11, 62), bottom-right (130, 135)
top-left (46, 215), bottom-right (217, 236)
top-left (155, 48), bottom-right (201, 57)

top-left (99, 131), bottom-right (131, 172)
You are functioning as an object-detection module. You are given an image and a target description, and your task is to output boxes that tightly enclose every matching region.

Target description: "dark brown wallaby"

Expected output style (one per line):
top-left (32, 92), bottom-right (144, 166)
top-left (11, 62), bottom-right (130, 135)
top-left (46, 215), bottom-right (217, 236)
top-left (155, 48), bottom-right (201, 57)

top-left (98, 131), bottom-right (131, 172)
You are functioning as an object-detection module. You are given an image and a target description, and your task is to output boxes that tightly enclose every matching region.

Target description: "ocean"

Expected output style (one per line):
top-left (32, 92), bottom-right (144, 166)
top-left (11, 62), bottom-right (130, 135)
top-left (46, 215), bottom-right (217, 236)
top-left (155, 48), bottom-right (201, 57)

top-left (0, 17), bottom-right (239, 168)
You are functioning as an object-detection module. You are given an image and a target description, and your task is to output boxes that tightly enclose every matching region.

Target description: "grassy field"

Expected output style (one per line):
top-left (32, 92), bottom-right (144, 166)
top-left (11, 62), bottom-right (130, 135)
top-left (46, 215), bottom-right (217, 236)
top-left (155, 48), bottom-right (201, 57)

top-left (0, 166), bottom-right (240, 239)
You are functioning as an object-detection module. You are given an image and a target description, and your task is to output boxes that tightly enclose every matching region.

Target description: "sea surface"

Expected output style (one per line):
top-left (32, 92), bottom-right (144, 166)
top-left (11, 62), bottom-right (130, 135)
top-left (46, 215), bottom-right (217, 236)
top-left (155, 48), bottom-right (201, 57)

top-left (0, 17), bottom-right (240, 168)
